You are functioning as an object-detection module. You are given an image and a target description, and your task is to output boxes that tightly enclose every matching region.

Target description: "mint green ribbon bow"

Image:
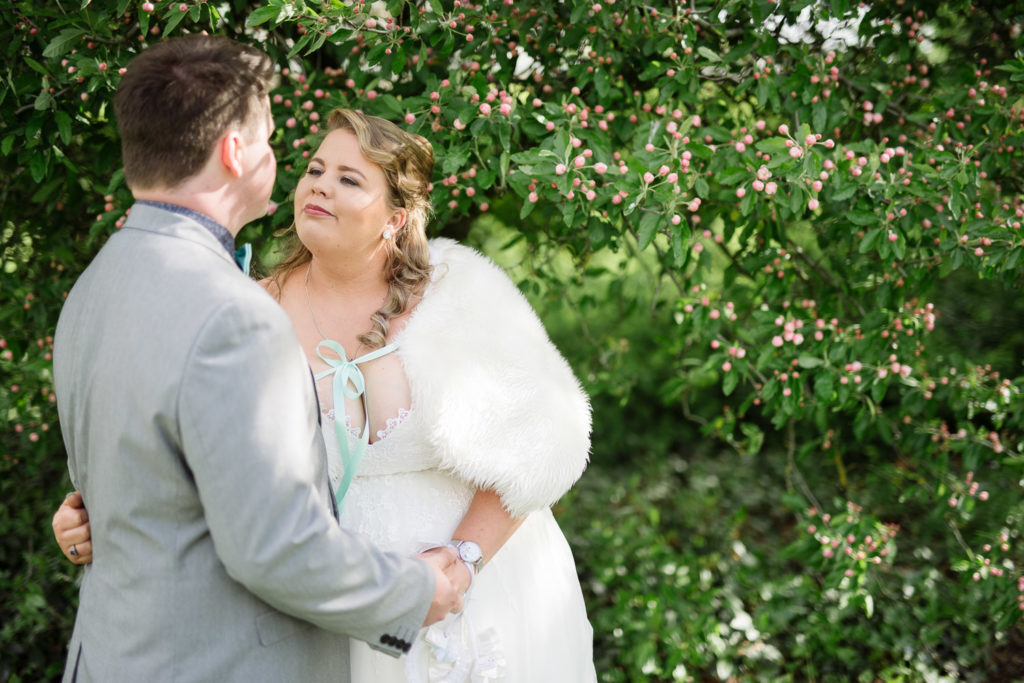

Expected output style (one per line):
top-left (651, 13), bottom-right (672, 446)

top-left (314, 339), bottom-right (399, 512)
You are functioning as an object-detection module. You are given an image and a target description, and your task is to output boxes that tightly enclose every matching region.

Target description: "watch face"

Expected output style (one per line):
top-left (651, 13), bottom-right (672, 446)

top-left (457, 541), bottom-right (483, 564)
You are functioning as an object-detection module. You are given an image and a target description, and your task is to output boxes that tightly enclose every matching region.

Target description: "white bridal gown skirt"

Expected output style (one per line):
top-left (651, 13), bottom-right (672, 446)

top-left (323, 409), bottom-right (597, 682)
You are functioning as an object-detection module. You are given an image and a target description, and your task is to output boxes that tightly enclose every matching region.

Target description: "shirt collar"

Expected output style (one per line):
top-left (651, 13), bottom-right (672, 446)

top-left (135, 200), bottom-right (235, 259)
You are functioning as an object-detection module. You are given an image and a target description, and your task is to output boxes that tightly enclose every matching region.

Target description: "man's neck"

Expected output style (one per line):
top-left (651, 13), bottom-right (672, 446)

top-left (133, 185), bottom-right (243, 237)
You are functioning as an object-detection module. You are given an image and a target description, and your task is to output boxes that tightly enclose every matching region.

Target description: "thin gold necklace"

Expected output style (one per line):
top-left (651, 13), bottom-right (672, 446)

top-left (303, 262), bottom-right (331, 341)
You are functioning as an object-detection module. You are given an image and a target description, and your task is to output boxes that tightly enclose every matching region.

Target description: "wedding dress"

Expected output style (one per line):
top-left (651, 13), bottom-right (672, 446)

top-left (322, 407), bottom-right (597, 682)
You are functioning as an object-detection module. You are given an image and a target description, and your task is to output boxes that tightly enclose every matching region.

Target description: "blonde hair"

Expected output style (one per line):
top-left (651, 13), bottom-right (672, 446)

top-left (272, 108), bottom-right (434, 349)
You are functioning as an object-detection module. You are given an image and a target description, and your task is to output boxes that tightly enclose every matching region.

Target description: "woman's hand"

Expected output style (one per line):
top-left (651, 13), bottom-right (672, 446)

top-left (52, 491), bottom-right (92, 565)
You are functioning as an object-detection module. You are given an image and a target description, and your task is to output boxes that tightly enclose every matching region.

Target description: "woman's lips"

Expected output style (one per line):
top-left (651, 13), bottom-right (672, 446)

top-left (304, 203), bottom-right (333, 217)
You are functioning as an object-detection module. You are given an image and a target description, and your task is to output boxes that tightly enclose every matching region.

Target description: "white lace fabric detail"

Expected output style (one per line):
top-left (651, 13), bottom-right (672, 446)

top-left (322, 408), bottom-right (361, 438)
top-left (323, 406), bottom-right (413, 442)
top-left (376, 407), bottom-right (412, 441)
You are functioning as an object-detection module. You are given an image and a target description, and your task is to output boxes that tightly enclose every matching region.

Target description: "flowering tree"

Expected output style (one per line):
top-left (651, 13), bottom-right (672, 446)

top-left (3, 0), bottom-right (1024, 679)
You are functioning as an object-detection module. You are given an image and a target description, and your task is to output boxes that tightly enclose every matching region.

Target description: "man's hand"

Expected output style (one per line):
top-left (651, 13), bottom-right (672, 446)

top-left (52, 491), bottom-right (92, 565)
top-left (417, 546), bottom-right (464, 625)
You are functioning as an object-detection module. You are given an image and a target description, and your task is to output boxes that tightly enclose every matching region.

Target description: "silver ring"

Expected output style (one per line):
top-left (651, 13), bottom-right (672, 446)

top-left (70, 544), bottom-right (78, 557)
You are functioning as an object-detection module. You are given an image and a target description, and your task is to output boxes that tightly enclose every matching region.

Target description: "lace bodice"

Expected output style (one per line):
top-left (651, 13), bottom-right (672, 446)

top-left (321, 405), bottom-right (474, 556)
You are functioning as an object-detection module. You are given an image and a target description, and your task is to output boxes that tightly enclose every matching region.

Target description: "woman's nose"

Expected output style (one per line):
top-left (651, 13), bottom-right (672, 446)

top-left (310, 177), bottom-right (328, 196)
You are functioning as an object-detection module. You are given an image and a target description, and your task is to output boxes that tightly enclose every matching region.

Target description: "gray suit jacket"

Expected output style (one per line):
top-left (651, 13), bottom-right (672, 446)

top-left (54, 203), bottom-right (432, 682)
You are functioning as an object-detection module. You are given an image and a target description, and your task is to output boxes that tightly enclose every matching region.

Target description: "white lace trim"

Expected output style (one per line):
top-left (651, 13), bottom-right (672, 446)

top-left (321, 409), bottom-right (361, 439)
top-left (376, 407), bottom-right (412, 441)
top-left (322, 407), bottom-right (413, 442)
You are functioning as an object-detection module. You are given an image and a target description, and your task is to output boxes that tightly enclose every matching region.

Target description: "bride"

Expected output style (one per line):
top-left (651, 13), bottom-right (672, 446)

top-left (54, 108), bottom-right (597, 682)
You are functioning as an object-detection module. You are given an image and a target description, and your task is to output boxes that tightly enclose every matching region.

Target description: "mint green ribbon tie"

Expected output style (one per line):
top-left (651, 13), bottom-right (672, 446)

top-left (314, 339), bottom-right (399, 513)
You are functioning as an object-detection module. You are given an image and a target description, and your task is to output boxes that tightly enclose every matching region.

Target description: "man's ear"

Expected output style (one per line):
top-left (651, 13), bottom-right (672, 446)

top-left (219, 130), bottom-right (245, 178)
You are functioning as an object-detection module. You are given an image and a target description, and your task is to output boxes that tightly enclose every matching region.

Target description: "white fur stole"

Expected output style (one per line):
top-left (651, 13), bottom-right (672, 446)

top-left (398, 238), bottom-right (592, 517)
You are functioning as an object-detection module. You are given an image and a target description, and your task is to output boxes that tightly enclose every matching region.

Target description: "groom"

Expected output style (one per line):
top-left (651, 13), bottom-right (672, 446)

top-left (53, 35), bottom-right (460, 682)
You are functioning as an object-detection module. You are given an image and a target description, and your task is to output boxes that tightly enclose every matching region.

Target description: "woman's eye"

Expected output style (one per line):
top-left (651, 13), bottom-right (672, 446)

top-left (305, 167), bottom-right (323, 177)
top-left (340, 176), bottom-right (359, 186)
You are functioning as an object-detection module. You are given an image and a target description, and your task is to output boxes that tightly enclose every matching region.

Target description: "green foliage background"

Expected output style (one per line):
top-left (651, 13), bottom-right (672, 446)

top-left (3, 0), bottom-right (1024, 681)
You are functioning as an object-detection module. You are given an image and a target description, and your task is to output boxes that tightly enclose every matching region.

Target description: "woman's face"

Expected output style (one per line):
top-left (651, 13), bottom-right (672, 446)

top-left (294, 128), bottom-right (403, 258)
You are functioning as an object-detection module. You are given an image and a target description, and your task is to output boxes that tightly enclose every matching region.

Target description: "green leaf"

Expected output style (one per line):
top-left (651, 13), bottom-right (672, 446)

top-left (722, 369), bottom-right (739, 396)
top-left (813, 372), bottom-right (834, 400)
top-left (55, 111), bottom-right (72, 145)
top-left (24, 57), bottom-right (50, 77)
top-left (34, 91), bottom-right (54, 111)
top-left (671, 229), bottom-right (685, 267)
top-left (697, 46), bottom-right (720, 62)
top-left (287, 33), bottom-right (312, 58)
top-left (755, 137), bottom-right (790, 155)
top-left (29, 152), bottom-right (46, 183)
top-left (812, 103), bottom-right (827, 134)
top-left (847, 210), bottom-right (877, 226)
top-left (831, 184), bottom-right (858, 202)
top-left (695, 176), bottom-right (709, 198)
top-left (858, 227), bottom-right (880, 253)
top-left (246, 5), bottom-right (282, 27)
top-left (740, 189), bottom-right (754, 216)
top-left (164, 5), bottom-right (189, 35)
top-left (594, 68), bottom-right (610, 99)
top-left (717, 167), bottom-right (748, 186)
top-left (1, 135), bottom-right (14, 155)
top-left (519, 196), bottom-right (536, 219)
top-left (798, 355), bottom-right (823, 368)
top-left (636, 212), bottom-right (659, 250)
top-left (391, 46), bottom-right (407, 75)
top-left (722, 37), bottom-right (758, 63)
top-left (43, 28), bottom-right (87, 59)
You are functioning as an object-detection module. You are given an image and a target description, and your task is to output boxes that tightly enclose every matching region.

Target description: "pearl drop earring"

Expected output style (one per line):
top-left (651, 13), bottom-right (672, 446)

top-left (382, 229), bottom-right (393, 239)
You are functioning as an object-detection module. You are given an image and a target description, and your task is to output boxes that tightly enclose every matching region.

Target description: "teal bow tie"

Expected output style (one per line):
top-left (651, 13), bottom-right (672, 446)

top-left (235, 243), bottom-right (252, 276)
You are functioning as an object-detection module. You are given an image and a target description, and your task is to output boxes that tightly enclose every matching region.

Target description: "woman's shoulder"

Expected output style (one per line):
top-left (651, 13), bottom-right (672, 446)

top-left (425, 238), bottom-right (519, 293)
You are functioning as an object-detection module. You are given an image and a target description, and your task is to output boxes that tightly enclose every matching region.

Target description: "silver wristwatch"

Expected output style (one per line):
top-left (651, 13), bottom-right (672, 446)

top-left (450, 539), bottom-right (483, 574)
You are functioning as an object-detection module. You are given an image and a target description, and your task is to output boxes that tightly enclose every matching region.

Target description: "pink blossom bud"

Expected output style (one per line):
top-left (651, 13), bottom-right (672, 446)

top-left (765, 182), bottom-right (778, 195)
top-left (594, 162), bottom-right (608, 174)
top-left (643, 172), bottom-right (655, 183)
top-left (479, 103), bottom-right (491, 115)
top-left (736, 188), bottom-right (746, 199)
top-left (808, 199), bottom-right (819, 210)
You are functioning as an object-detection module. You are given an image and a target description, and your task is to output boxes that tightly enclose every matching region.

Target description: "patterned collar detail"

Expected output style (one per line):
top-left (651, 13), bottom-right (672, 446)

top-left (134, 200), bottom-right (235, 260)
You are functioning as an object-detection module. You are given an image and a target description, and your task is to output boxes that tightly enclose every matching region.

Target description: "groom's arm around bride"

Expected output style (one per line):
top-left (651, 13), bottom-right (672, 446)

top-left (53, 34), bottom-right (461, 683)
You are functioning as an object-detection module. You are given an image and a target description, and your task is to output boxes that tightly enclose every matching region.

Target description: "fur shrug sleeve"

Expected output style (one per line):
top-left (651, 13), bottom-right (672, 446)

top-left (397, 238), bottom-right (592, 518)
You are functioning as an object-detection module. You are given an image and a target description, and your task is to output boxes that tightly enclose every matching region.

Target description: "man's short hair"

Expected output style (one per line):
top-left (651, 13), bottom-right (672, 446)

top-left (114, 35), bottom-right (276, 190)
